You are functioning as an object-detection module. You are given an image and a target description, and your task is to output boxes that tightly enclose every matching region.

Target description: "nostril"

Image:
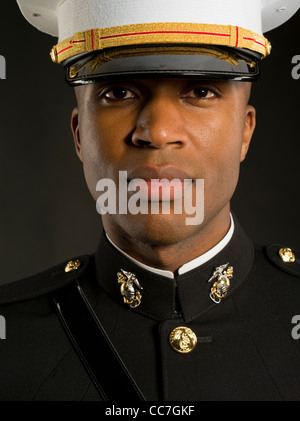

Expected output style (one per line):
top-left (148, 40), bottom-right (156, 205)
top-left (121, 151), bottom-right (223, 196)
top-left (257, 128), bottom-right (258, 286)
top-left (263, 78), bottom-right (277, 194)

top-left (134, 139), bottom-right (168, 149)
top-left (133, 138), bottom-right (162, 148)
top-left (136, 139), bottom-right (152, 147)
top-left (132, 138), bottom-right (184, 149)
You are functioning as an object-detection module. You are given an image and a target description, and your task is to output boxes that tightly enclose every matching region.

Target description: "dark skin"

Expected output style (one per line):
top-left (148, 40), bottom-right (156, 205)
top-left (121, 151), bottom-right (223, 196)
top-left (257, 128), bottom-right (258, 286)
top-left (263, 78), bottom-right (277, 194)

top-left (71, 79), bottom-right (256, 273)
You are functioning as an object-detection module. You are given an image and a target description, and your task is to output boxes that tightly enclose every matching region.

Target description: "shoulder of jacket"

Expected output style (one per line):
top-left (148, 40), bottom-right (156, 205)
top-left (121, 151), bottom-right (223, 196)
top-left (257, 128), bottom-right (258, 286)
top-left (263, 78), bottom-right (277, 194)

top-left (0, 255), bottom-right (93, 305)
top-left (263, 243), bottom-right (300, 277)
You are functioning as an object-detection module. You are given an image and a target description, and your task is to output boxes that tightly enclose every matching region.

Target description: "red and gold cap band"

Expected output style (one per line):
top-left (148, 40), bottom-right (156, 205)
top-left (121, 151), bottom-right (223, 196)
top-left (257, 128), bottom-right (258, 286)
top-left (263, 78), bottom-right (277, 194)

top-left (50, 22), bottom-right (272, 64)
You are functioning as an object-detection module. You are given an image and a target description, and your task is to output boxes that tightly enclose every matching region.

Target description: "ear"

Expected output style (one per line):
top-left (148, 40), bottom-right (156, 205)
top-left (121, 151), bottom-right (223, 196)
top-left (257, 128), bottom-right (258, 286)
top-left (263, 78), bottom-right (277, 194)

top-left (240, 105), bottom-right (256, 163)
top-left (71, 107), bottom-right (83, 162)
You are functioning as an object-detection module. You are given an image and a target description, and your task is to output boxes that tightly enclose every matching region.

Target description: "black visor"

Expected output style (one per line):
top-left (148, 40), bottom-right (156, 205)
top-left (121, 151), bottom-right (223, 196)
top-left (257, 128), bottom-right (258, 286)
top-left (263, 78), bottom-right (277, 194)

top-left (64, 44), bottom-right (261, 85)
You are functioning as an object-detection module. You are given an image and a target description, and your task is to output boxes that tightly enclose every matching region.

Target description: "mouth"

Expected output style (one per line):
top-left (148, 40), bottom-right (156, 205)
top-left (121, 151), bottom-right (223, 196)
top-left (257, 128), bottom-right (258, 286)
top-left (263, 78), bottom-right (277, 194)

top-left (127, 165), bottom-right (195, 182)
top-left (126, 165), bottom-right (194, 202)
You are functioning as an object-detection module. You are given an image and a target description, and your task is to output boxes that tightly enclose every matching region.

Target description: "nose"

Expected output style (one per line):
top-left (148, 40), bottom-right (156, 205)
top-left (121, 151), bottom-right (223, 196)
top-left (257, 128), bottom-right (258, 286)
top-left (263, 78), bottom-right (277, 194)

top-left (131, 94), bottom-right (188, 149)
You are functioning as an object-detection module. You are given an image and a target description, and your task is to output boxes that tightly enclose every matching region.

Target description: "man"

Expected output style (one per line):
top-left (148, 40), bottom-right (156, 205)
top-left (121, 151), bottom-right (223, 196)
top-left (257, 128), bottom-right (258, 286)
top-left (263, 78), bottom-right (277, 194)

top-left (0, 0), bottom-right (300, 401)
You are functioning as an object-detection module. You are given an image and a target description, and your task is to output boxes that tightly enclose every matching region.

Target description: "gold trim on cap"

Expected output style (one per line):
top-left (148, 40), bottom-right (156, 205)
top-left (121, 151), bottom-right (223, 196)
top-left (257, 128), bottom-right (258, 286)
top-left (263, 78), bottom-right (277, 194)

top-left (67, 45), bottom-right (257, 79)
top-left (51, 22), bottom-right (271, 64)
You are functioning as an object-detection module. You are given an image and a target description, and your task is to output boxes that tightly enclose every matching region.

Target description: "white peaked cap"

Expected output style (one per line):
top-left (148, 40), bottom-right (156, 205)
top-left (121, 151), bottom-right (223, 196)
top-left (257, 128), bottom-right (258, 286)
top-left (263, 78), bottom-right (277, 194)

top-left (17, 0), bottom-right (300, 40)
top-left (16, 0), bottom-right (300, 84)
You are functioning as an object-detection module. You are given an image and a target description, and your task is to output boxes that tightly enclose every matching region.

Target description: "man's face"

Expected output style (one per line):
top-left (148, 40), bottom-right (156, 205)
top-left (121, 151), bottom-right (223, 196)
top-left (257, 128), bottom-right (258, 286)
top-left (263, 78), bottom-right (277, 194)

top-left (72, 78), bottom-right (255, 246)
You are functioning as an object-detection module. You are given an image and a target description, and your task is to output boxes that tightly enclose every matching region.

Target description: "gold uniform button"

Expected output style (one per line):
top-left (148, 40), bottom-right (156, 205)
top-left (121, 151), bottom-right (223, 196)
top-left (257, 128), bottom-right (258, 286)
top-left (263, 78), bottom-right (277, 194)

top-left (65, 260), bottom-right (81, 273)
top-left (279, 248), bottom-right (296, 263)
top-left (169, 327), bottom-right (198, 354)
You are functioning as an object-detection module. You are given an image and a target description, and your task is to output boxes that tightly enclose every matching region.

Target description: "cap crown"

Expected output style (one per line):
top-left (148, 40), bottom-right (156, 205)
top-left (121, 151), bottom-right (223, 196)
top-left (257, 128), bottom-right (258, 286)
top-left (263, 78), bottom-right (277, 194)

top-left (17, 0), bottom-right (300, 40)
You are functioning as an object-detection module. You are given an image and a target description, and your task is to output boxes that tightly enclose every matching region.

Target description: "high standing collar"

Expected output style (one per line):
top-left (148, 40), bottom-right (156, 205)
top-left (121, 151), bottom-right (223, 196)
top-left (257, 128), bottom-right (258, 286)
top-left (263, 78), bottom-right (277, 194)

top-left (94, 218), bottom-right (254, 323)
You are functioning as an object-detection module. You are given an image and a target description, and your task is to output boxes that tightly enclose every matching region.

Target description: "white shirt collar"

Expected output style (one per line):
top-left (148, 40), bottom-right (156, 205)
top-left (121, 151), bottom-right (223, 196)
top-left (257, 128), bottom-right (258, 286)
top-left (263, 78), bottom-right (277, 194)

top-left (106, 214), bottom-right (235, 279)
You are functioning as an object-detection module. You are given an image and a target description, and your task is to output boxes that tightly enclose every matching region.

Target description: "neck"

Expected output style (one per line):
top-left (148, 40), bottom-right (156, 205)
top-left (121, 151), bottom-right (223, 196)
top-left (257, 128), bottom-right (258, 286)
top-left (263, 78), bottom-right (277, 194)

top-left (102, 207), bottom-right (231, 273)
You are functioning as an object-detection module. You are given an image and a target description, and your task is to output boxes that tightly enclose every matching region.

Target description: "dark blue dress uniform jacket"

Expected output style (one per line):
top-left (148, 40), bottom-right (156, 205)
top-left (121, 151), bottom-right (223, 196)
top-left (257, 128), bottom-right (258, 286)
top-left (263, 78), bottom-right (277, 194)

top-left (0, 219), bottom-right (300, 401)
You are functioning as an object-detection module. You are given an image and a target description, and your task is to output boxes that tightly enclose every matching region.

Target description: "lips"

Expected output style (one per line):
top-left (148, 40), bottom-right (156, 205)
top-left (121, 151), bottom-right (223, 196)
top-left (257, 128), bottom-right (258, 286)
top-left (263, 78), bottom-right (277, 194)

top-left (127, 165), bottom-right (195, 182)
top-left (126, 165), bottom-right (194, 202)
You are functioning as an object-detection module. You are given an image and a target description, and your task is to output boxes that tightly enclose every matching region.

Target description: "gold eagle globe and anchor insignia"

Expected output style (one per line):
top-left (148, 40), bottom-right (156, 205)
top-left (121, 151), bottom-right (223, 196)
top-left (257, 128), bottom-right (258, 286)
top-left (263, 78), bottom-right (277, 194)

top-left (169, 327), bottom-right (198, 354)
top-left (117, 269), bottom-right (143, 309)
top-left (208, 263), bottom-right (234, 304)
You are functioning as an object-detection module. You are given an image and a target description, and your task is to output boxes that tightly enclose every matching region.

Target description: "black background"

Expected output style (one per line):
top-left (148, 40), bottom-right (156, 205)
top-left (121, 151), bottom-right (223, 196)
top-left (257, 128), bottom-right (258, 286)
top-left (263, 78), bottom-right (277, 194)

top-left (0, 2), bottom-right (299, 285)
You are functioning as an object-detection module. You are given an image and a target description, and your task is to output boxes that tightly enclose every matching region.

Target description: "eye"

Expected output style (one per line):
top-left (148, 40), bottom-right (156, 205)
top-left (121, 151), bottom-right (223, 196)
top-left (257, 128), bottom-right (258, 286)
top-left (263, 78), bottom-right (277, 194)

top-left (182, 87), bottom-right (217, 100)
top-left (103, 87), bottom-right (136, 101)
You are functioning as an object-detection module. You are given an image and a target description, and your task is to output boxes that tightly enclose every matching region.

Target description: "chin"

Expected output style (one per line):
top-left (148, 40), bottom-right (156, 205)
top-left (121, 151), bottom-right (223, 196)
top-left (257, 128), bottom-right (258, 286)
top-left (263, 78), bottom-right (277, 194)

top-left (117, 213), bottom-right (200, 246)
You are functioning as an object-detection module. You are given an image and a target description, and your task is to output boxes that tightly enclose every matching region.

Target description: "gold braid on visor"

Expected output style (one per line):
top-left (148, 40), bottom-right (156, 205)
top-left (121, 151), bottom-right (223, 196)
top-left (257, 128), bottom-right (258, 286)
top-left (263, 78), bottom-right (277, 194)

top-left (50, 22), bottom-right (272, 64)
top-left (67, 46), bottom-right (256, 80)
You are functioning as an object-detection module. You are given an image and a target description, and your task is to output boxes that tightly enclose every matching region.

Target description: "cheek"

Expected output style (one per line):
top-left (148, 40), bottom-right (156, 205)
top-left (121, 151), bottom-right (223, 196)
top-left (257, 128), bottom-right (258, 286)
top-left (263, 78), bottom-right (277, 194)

top-left (189, 108), bottom-right (245, 198)
top-left (77, 110), bottom-right (113, 200)
top-left (79, 108), bottom-right (132, 184)
top-left (191, 109), bottom-right (244, 164)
